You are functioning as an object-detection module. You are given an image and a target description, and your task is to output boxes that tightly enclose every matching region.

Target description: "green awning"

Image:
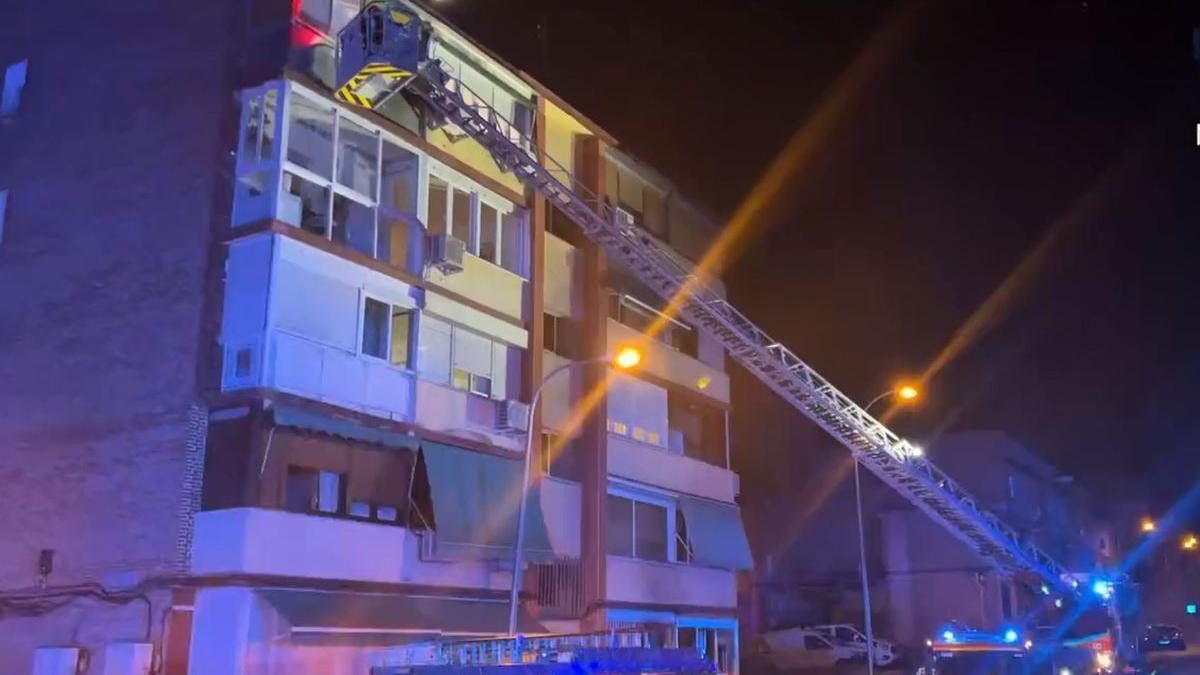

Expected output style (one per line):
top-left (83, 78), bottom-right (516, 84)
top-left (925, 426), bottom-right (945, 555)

top-left (422, 441), bottom-right (554, 562)
top-left (272, 405), bottom-right (418, 450)
top-left (259, 588), bottom-right (545, 638)
top-left (678, 496), bottom-right (753, 570)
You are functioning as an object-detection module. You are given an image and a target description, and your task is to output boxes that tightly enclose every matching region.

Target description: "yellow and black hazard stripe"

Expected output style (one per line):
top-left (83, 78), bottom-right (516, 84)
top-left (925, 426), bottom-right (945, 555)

top-left (357, 63), bottom-right (412, 78)
top-left (335, 87), bottom-right (374, 109)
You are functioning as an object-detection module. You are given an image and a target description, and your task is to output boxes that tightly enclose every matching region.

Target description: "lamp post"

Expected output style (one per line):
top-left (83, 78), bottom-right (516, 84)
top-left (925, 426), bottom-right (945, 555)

top-left (856, 385), bottom-right (920, 675)
top-left (507, 346), bottom-right (643, 635)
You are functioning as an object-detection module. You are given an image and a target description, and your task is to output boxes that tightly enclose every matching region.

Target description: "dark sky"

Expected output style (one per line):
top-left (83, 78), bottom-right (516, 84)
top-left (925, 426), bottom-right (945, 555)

top-left (435, 0), bottom-right (1200, 510)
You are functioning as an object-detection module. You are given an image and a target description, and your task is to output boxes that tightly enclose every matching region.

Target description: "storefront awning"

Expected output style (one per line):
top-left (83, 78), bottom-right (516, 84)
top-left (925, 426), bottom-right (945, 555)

top-left (272, 405), bottom-right (418, 450)
top-left (259, 588), bottom-right (545, 639)
top-left (422, 441), bottom-right (554, 562)
top-left (678, 497), bottom-right (753, 570)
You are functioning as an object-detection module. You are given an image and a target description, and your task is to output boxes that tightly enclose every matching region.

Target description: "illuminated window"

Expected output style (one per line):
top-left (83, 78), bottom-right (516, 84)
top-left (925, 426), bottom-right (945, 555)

top-left (417, 315), bottom-right (513, 400)
top-left (647, 431), bottom-right (661, 446)
top-left (633, 427), bottom-right (646, 441)
top-left (608, 420), bottom-right (629, 436)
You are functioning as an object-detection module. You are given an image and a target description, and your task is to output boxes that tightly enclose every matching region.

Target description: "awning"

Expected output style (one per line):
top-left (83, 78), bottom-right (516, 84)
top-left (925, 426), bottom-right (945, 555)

top-left (678, 496), bottom-right (753, 570)
top-left (259, 589), bottom-right (545, 639)
top-left (273, 405), bottom-right (418, 450)
top-left (421, 441), bottom-right (554, 562)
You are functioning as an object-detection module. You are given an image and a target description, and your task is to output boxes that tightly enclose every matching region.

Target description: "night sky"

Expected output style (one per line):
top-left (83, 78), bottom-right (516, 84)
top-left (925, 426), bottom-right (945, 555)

top-left (435, 1), bottom-right (1200, 512)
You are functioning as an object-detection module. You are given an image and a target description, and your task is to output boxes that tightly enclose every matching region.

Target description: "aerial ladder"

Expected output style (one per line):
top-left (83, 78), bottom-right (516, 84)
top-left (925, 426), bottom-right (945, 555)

top-left (334, 1), bottom-right (1079, 598)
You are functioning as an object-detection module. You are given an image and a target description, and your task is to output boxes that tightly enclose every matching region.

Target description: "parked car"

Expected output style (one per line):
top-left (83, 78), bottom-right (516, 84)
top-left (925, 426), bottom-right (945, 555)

top-left (1139, 625), bottom-right (1186, 653)
top-left (755, 625), bottom-right (897, 670)
top-left (754, 629), bottom-right (841, 671)
top-left (808, 624), bottom-right (899, 667)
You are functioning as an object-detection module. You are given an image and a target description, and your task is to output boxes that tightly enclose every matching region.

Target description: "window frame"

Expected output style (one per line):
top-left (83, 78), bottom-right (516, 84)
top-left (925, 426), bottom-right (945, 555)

top-left (427, 162), bottom-right (528, 278)
top-left (606, 484), bottom-right (684, 564)
top-left (358, 294), bottom-right (416, 371)
top-left (265, 83), bottom-right (428, 262)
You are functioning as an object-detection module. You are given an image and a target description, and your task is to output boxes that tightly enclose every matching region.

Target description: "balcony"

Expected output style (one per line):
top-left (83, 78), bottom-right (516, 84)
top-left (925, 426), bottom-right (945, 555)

top-left (606, 319), bottom-right (729, 403)
top-left (192, 508), bottom-right (508, 590)
top-left (607, 434), bottom-right (738, 504)
top-left (606, 556), bottom-right (737, 609)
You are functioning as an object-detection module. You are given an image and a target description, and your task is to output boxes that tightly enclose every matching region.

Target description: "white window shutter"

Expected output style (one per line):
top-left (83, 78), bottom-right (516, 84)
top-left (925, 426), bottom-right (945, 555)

top-left (451, 328), bottom-right (492, 377)
top-left (417, 315), bottom-right (452, 384)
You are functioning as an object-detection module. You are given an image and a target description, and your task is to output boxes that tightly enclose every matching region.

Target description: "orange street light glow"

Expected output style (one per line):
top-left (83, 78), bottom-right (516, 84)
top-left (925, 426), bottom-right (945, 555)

top-left (897, 385), bottom-right (919, 400)
top-left (1183, 534), bottom-right (1198, 551)
top-left (1140, 518), bottom-right (1156, 533)
top-left (614, 347), bottom-right (642, 370)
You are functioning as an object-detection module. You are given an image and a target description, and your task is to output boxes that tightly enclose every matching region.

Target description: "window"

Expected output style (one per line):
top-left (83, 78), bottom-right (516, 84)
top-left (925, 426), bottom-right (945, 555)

top-left (478, 202), bottom-right (499, 263)
top-left (427, 170), bottom-right (525, 275)
top-left (233, 84), bottom-right (281, 226)
top-left (450, 187), bottom-right (472, 244)
top-left (668, 391), bottom-right (727, 467)
top-left (360, 297), bottom-right (414, 367)
top-left (427, 176), bottom-right (448, 234)
top-left (269, 86), bottom-right (426, 267)
top-left (362, 298), bottom-right (389, 358)
top-left (2, 60), bottom-right (27, 118)
top-left (606, 492), bottom-right (673, 563)
top-left (675, 509), bottom-right (693, 563)
top-left (451, 326), bottom-right (495, 397)
top-left (285, 466), bottom-right (343, 514)
top-left (417, 315), bottom-right (513, 400)
top-left (378, 141), bottom-right (420, 271)
top-left (390, 307), bottom-right (412, 368)
top-left (543, 313), bottom-right (572, 358)
top-left (609, 293), bottom-right (695, 355)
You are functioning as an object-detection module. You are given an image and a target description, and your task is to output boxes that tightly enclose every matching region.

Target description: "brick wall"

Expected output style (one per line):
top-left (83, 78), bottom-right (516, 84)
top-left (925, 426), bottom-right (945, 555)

top-left (0, 1), bottom-right (241, 671)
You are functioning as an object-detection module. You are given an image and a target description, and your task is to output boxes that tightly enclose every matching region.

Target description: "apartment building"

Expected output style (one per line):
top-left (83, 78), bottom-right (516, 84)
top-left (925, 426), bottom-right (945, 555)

top-left (0, 1), bottom-right (751, 673)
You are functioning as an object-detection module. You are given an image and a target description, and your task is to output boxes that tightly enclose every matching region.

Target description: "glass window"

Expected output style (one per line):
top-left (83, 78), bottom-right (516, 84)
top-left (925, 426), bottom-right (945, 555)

top-left (337, 116), bottom-right (378, 199)
top-left (478, 202), bottom-right (498, 263)
top-left (362, 298), bottom-right (389, 359)
top-left (500, 210), bottom-right (524, 274)
top-left (241, 95), bottom-right (263, 164)
top-left (287, 95), bottom-right (334, 179)
top-left (470, 374), bottom-right (492, 397)
top-left (427, 176), bottom-right (448, 234)
top-left (675, 509), bottom-right (692, 563)
top-left (390, 308), bottom-right (412, 368)
top-left (382, 141), bottom-right (419, 214)
top-left (282, 172), bottom-right (330, 237)
top-left (332, 193), bottom-right (375, 256)
top-left (606, 495), bottom-right (634, 557)
top-left (299, 0), bottom-right (332, 28)
top-left (285, 466), bottom-right (319, 512)
top-left (635, 501), bottom-right (668, 562)
top-left (450, 187), bottom-right (472, 244)
top-left (377, 215), bottom-right (413, 271)
top-left (417, 315), bottom-right (452, 384)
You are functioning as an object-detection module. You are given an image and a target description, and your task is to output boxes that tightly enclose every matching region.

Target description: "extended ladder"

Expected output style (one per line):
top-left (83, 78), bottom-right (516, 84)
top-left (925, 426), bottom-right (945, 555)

top-left (406, 62), bottom-right (1075, 593)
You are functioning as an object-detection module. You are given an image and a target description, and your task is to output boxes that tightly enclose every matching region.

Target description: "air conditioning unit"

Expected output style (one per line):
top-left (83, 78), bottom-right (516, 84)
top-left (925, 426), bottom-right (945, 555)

top-left (425, 233), bottom-right (466, 275)
top-left (495, 400), bottom-right (531, 433)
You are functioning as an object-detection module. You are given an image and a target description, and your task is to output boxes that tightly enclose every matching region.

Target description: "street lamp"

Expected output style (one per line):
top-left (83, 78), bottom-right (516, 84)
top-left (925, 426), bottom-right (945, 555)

top-left (1182, 534), bottom-right (1198, 551)
top-left (507, 345), bottom-right (644, 635)
top-left (1140, 517), bottom-right (1156, 534)
top-left (854, 385), bottom-right (921, 675)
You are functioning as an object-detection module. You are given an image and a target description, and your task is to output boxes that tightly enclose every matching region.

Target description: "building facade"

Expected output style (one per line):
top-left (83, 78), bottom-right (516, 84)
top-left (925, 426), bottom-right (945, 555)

top-left (0, 1), bottom-right (751, 674)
